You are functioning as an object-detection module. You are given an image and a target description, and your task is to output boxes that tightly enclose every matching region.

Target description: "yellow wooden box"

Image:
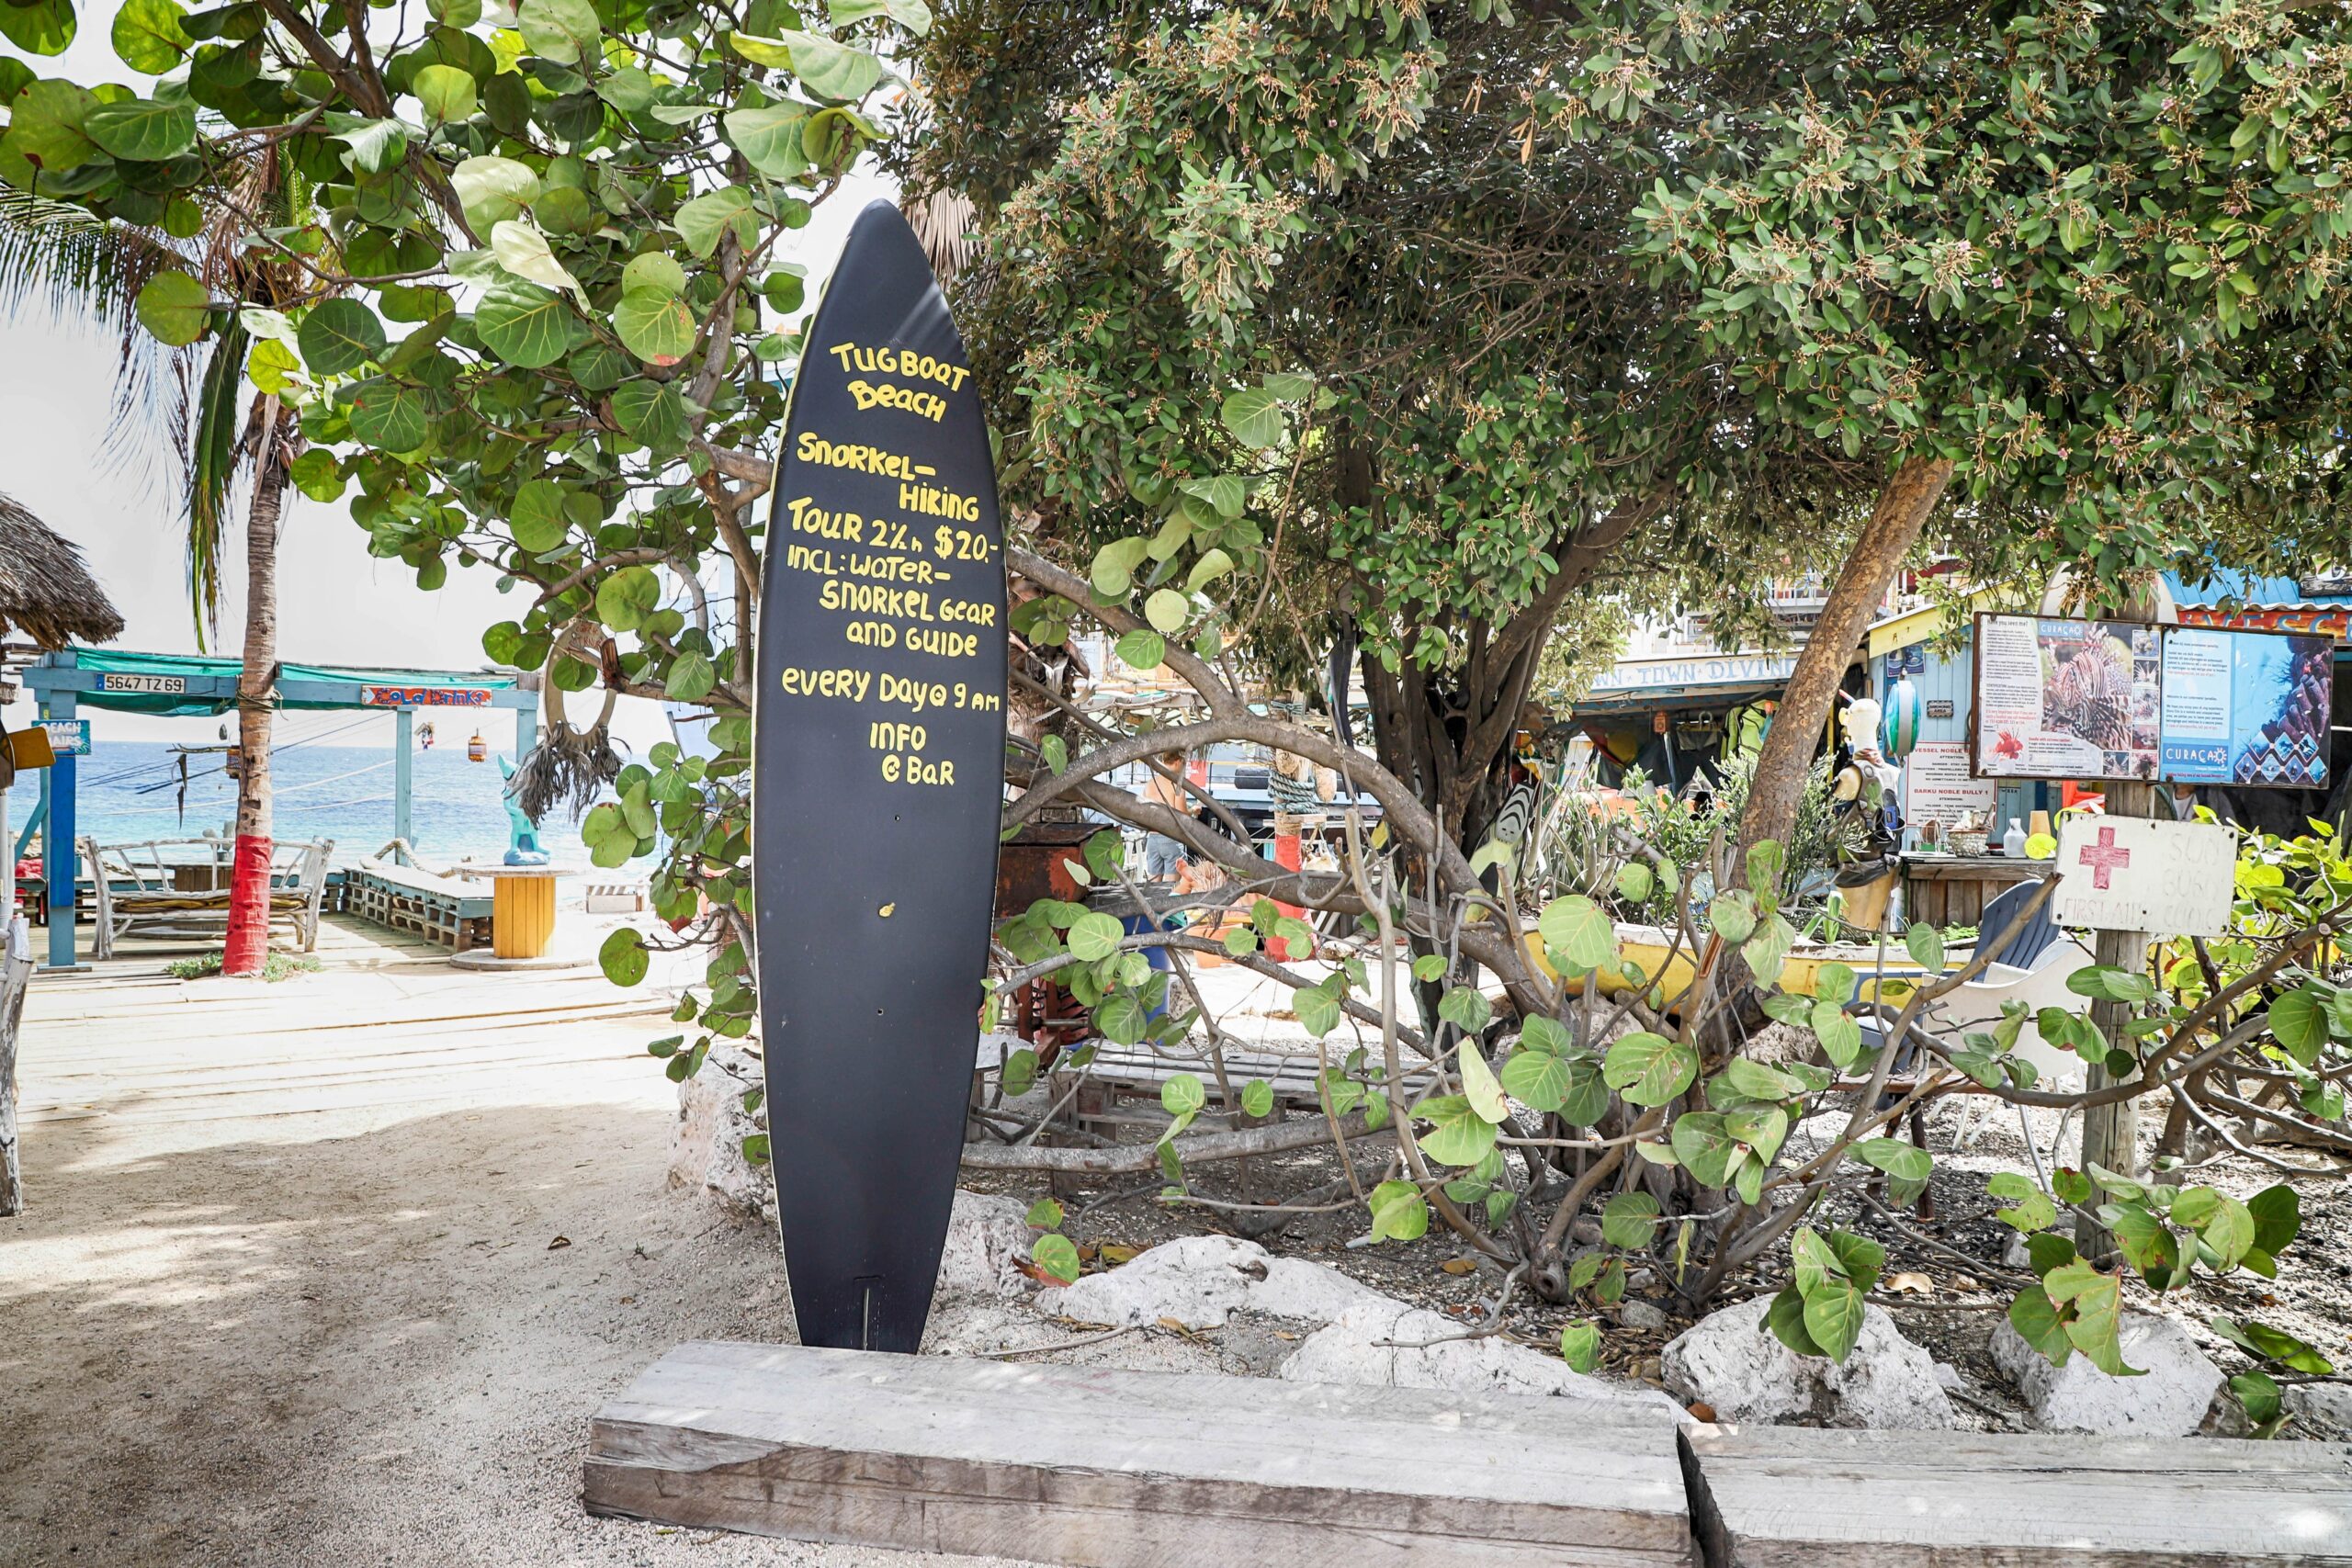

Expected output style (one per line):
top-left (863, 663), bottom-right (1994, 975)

top-left (6, 727), bottom-right (56, 770)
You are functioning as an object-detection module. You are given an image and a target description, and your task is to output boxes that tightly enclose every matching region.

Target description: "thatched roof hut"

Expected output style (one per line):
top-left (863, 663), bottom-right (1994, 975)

top-left (0, 493), bottom-right (124, 649)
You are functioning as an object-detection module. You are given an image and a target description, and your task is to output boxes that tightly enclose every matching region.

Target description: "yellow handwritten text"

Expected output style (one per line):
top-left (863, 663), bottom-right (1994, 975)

top-left (847, 379), bottom-right (947, 423)
top-left (785, 496), bottom-right (863, 541)
top-left (828, 342), bottom-right (971, 393)
top-left (899, 481), bottom-right (979, 523)
top-left (795, 430), bottom-right (923, 478)
top-left (880, 752), bottom-right (956, 786)
top-left (776, 666), bottom-right (872, 702)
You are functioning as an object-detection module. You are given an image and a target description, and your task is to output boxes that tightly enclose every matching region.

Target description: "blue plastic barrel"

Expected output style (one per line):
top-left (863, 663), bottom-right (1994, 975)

top-left (1118, 911), bottom-right (1176, 1021)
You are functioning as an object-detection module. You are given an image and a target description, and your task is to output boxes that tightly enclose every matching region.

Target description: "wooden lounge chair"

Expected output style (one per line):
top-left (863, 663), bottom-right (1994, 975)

top-left (78, 836), bottom-right (334, 959)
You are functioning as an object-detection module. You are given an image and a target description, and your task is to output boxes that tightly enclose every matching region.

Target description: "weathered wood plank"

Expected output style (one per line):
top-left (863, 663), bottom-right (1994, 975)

top-left (1681, 1423), bottom-right (2352, 1566)
top-left (585, 1341), bottom-right (1694, 1567)
top-left (0, 918), bottom-right (29, 1215)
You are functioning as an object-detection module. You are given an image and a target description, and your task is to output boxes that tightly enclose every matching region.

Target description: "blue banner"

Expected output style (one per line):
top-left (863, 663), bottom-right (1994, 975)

top-left (2159, 628), bottom-right (2332, 787)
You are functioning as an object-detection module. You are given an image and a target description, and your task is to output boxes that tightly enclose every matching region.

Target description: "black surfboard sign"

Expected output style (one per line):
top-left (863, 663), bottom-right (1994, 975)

top-left (753, 201), bottom-right (1008, 1352)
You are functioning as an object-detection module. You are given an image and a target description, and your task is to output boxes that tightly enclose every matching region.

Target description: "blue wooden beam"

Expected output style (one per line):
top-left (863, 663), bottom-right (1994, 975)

top-left (20, 669), bottom-right (537, 712)
top-left (43, 691), bottom-right (76, 969)
top-left (17, 785), bottom-right (43, 862)
top-left (20, 654), bottom-right (538, 714)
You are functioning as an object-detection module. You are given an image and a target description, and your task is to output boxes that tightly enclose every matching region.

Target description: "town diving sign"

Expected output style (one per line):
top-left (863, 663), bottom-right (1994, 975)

top-left (752, 202), bottom-right (1009, 1353)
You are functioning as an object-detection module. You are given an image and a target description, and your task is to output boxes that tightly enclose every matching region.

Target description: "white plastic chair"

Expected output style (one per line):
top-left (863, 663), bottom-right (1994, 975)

top-left (1932, 878), bottom-right (2093, 1151)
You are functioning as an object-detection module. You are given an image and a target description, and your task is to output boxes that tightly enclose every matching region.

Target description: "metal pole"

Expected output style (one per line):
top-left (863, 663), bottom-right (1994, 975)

top-left (393, 707), bottom-right (413, 863)
top-left (43, 694), bottom-right (75, 969)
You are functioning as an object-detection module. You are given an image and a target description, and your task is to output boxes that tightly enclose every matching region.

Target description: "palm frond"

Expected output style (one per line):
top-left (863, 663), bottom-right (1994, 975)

top-left (0, 189), bottom-right (159, 319)
top-left (902, 186), bottom-right (978, 284)
top-left (185, 320), bottom-right (253, 651)
top-left (3, 145), bottom-right (306, 649)
top-left (0, 189), bottom-right (198, 501)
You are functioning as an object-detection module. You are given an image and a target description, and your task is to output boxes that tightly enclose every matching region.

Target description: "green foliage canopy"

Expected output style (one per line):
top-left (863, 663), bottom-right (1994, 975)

top-left (1, 0), bottom-right (929, 1050)
top-left (910, 0), bottom-right (2350, 835)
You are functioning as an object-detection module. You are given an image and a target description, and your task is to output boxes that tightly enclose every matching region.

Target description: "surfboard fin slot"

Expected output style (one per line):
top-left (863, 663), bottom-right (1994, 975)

top-left (855, 1276), bottom-right (884, 1350)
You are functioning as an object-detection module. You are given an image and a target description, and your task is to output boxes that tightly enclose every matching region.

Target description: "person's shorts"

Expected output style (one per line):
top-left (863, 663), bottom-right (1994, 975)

top-left (1144, 833), bottom-right (1183, 879)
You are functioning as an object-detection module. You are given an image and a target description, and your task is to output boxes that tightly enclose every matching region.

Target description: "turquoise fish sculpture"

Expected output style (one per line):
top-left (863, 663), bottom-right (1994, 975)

top-left (499, 756), bottom-right (551, 866)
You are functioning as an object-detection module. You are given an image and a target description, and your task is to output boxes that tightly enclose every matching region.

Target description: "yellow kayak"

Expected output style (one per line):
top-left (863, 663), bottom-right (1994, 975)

top-left (1522, 923), bottom-right (1949, 1005)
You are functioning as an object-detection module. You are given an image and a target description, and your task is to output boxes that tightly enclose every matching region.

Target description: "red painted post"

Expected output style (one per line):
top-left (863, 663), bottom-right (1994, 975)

top-left (221, 835), bottom-right (275, 975)
top-left (1271, 818), bottom-right (1305, 961)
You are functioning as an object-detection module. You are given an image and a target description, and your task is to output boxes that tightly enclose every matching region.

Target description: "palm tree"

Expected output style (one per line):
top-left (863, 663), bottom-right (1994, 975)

top-left (1, 156), bottom-right (311, 976)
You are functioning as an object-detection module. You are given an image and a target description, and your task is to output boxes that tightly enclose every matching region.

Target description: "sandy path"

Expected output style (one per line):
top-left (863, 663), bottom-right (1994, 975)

top-left (0, 920), bottom-right (1034, 1568)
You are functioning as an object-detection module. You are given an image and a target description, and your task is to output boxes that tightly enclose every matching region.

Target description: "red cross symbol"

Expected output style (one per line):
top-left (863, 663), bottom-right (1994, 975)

top-left (2077, 825), bottom-right (2132, 890)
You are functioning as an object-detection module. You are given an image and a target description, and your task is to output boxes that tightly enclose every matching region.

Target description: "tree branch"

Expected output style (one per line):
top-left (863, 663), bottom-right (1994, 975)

top-left (699, 445), bottom-right (775, 486)
top-left (958, 1110), bottom-right (1378, 1172)
top-left (1006, 545), bottom-right (1241, 715)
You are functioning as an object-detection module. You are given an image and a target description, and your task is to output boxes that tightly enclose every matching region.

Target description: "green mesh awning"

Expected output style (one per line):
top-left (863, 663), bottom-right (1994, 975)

top-left (53, 649), bottom-right (522, 716)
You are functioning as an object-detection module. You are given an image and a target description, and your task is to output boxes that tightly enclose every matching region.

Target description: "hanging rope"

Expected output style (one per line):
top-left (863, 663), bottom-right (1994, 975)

top-left (509, 621), bottom-right (621, 824)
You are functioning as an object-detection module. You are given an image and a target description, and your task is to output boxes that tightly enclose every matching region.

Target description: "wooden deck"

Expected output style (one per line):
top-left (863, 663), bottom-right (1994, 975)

top-left (15, 913), bottom-right (675, 1148)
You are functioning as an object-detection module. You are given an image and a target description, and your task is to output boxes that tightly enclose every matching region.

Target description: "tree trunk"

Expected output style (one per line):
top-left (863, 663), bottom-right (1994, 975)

top-left (222, 397), bottom-right (289, 978)
top-left (1737, 455), bottom-right (1954, 859)
top-left (1356, 497), bottom-right (1657, 863)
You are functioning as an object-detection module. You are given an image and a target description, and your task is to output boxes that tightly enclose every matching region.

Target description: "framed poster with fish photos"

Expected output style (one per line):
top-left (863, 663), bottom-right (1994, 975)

top-left (1972, 613), bottom-right (2331, 789)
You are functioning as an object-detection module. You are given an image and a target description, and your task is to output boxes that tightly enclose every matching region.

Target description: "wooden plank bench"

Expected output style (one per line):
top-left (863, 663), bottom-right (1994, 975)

top-left (345, 862), bottom-right (493, 953)
top-left (586, 1341), bottom-right (1694, 1567)
top-left (1680, 1423), bottom-right (2352, 1566)
top-left (79, 835), bottom-right (334, 957)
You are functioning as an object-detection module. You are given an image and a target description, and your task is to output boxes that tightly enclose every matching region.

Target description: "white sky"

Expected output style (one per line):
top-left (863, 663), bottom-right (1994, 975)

top-left (1, 12), bottom-right (895, 750)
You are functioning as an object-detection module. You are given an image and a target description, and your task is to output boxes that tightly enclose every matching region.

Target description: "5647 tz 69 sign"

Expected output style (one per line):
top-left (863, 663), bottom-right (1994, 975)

top-left (99, 672), bottom-right (184, 694)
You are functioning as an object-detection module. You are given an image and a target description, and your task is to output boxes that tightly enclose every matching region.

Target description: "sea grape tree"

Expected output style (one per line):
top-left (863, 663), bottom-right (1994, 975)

top-left (12, 0), bottom-right (2352, 1387)
top-left (910, 0), bottom-right (2352, 1362)
top-left (908, 0), bottom-right (2352, 864)
top-left (2, 0), bottom-right (934, 1048)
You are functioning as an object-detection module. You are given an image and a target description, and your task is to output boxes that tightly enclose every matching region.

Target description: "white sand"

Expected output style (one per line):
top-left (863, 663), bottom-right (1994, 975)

top-left (0, 919), bottom-right (1038, 1568)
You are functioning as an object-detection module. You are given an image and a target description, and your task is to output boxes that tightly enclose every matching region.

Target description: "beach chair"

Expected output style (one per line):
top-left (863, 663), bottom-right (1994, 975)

top-left (80, 836), bottom-right (334, 959)
top-left (1937, 878), bottom-right (2091, 1081)
top-left (1927, 877), bottom-right (2094, 1155)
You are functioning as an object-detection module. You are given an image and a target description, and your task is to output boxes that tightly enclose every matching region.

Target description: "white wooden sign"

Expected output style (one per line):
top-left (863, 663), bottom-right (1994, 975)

top-left (1904, 739), bottom-right (1997, 828)
top-left (2052, 815), bottom-right (2235, 937)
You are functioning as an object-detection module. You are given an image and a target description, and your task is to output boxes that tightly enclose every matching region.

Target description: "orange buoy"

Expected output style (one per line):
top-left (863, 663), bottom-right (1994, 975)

top-left (467, 731), bottom-right (488, 762)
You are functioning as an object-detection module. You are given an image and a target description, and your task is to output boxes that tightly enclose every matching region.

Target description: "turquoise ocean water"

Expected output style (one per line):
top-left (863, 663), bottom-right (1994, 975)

top-left (5, 736), bottom-right (608, 869)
